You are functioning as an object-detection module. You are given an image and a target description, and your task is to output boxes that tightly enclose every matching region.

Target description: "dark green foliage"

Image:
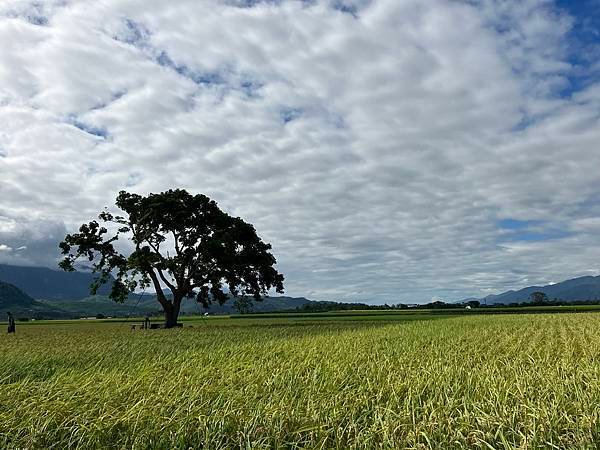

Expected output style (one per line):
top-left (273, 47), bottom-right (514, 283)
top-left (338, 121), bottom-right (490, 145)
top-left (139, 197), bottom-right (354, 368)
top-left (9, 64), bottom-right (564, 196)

top-left (59, 189), bottom-right (284, 327)
top-left (529, 291), bottom-right (549, 304)
top-left (233, 296), bottom-right (254, 314)
top-left (296, 301), bottom-right (409, 313)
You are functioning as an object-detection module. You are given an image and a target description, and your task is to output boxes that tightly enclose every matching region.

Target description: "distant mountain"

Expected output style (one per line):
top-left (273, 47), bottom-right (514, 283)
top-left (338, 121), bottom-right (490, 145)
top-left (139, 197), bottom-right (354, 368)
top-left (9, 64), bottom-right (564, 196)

top-left (0, 263), bottom-right (313, 317)
top-left (36, 295), bottom-right (160, 318)
top-left (115, 292), bottom-right (311, 315)
top-left (0, 264), bottom-right (112, 300)
top-left (38, 294), bottom-right (312, 317)
top-left (0, 281), bottom-right (37, 308)
top-left (182, 295), bottom-right (313, 315)
top-left (0, 281), bottom-right (69, 319)
top-left (467, 275), bottom-right (600, 305)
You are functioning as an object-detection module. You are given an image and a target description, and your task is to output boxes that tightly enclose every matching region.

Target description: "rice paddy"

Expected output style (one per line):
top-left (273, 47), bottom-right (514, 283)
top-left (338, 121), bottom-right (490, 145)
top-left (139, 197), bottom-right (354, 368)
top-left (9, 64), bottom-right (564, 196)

top-left (2, 312), bottom-right (600, 448)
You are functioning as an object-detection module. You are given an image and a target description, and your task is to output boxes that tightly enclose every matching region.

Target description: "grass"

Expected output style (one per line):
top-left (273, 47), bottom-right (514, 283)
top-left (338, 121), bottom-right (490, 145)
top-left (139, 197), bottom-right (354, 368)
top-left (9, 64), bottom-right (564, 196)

top-left (2, 313), bottom-right (600, 448)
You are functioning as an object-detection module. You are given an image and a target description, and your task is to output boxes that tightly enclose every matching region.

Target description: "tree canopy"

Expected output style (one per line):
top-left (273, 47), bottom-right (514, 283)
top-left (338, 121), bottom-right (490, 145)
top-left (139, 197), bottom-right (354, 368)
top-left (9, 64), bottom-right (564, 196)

top-left (529, 291), bottom-right (548, 304)
top-left (59, 189), bottom-right (284, 327)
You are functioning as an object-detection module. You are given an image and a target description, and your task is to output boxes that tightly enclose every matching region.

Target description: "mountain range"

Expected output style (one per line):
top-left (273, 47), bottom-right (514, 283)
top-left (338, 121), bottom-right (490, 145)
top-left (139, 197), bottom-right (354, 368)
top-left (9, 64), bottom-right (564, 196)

top-left (0, 264), bottom-right (312, 319)
top-left (39, 293), bottom-right (312, 318)
top-left (0, 264), bottom-right (112, 300)
top-left (3, 263), bottom-right (600, 319)
top-left (465, 275), bottom-right (600, 305)
top-left (0, 281), bottom-right (69, 319)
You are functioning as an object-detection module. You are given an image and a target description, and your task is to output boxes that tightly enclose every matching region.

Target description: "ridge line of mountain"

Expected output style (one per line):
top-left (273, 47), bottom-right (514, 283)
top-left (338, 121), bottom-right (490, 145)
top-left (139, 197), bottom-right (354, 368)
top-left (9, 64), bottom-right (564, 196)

top-left (462, 274), bottom-right (600, 305)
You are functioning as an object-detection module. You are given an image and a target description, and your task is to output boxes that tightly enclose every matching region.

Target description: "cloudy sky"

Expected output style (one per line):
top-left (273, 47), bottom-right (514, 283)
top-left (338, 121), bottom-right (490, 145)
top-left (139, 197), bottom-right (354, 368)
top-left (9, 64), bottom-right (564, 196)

top-left (1, 0), bottom-right (599, 303)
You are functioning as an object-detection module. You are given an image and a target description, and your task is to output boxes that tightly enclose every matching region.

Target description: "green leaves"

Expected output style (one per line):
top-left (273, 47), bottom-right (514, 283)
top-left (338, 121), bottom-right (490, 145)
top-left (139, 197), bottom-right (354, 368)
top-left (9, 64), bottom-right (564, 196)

top-left (59, 189), bottom-right (284, 319)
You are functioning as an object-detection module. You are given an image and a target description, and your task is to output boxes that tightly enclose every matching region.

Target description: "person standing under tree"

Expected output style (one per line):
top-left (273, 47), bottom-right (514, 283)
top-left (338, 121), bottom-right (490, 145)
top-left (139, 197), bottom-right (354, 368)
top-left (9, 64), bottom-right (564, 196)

top-left (7, 312), bottom-right (15, 334)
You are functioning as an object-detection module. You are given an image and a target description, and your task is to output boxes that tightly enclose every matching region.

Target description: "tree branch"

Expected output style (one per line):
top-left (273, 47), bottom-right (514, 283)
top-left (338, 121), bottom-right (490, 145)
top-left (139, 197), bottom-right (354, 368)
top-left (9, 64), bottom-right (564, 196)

top-left (172, 230), bottom-right (182, 256)
top-left (139, 228), bottom-right (177, 293)
top-left (147, 268), bottom-right (171, 310)
top-left (130, 222), bottom-right (174, 307)
top-left (156, 267), bottom-right (177, 295)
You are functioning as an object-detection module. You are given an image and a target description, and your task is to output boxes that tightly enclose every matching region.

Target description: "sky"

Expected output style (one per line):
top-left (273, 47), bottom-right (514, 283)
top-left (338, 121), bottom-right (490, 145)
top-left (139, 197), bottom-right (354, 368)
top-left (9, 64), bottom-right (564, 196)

top-left (0, 0), bottom-right (599, 304)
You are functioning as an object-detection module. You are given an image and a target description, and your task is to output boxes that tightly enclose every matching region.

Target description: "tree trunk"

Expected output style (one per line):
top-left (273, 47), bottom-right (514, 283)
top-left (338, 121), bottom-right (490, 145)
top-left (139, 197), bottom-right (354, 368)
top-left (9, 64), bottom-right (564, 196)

top-left (163, 308), bottom-right (178, 328)
top-left (163, 296), bottom-right (182, 329)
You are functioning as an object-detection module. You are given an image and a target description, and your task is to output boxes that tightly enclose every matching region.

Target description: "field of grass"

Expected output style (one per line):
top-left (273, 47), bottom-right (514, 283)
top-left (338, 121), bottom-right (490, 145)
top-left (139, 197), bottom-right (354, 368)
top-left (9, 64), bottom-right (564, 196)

top-left (2, 312), bottom-right (600, 448)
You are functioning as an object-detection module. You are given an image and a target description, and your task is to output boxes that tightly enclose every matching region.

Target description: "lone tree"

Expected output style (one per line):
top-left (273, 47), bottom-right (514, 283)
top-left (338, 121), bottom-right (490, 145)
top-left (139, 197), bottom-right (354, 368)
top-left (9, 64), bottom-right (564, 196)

top-left (529, 291), bottom-right (548, 304)
top-left (233, 296), bottom-right (254, 315)
top-left (59, 189), bottom-right (284, 328)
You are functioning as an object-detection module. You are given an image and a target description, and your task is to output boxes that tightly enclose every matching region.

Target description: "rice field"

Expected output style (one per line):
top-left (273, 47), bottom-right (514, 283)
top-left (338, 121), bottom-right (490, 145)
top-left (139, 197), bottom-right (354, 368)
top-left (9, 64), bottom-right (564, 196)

top-left (2, 312), bottom-right (600, 449)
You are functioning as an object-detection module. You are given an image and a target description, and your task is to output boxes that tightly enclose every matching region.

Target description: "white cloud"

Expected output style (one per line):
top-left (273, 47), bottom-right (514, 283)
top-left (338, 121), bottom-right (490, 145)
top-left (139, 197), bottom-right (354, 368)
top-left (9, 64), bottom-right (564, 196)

top-left (0, 0), bottom-right (599, 302)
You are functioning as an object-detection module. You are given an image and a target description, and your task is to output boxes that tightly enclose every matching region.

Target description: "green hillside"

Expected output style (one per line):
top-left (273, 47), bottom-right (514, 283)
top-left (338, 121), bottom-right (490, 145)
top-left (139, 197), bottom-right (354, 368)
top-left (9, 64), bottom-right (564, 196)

top-left (0, 281), bottom-right (68, 319)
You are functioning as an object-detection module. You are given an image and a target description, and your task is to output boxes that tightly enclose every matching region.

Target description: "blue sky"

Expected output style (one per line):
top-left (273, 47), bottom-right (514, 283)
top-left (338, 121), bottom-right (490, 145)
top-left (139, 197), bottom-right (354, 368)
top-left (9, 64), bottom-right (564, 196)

top-left (556, 0), bottom-right (600, 96)
top-left (0, 0), bottom-right (599, 303)
top-left (497, 219), bottom-right (572, 242)
top-left (495, 0), bottom-right (599, 246)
